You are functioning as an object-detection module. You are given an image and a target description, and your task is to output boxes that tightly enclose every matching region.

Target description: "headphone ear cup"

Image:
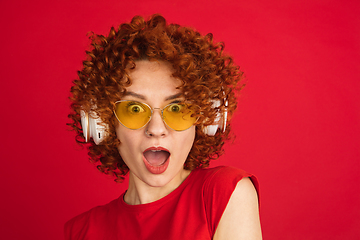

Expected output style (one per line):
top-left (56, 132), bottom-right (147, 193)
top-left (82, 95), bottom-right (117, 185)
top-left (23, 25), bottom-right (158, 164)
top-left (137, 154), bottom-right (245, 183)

top-left (80, 110), bottom-right (108, 145)
top-left (202, 99), bottom-right (228, 136)
top-left (203, 124), bottom-right (218, 136)
top-left (80, 110), bottom-right (90, 142)
top-left (202, 99), bottom-right (223, 136)
top-left (89, 115), bottom-right (108, 145)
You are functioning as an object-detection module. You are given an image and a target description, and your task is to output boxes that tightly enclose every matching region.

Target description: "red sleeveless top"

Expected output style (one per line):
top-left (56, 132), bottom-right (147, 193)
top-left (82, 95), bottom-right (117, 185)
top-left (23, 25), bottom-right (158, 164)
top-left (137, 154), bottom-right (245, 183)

top-left (65, 166), bottom-right (259, 240)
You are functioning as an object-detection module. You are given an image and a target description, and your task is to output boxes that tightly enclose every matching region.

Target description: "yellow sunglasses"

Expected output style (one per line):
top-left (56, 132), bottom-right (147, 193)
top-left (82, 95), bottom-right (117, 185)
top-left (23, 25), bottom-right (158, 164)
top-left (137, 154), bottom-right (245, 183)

top-left (114, 100), bottom-right (199, 131)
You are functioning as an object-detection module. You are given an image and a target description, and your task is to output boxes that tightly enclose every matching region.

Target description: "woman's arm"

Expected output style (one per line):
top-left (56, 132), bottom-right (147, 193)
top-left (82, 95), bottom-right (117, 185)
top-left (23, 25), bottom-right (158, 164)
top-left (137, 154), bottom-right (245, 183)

top-left (213, 177), bottom-right (262, 240)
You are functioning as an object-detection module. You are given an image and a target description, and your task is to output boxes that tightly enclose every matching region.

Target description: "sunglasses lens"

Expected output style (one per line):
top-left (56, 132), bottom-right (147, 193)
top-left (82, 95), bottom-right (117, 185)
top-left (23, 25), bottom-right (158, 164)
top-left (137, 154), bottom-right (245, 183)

top-left (115, 101), bottom-right (151, 129)
top-left (163, 103), bottom-right (198, 131)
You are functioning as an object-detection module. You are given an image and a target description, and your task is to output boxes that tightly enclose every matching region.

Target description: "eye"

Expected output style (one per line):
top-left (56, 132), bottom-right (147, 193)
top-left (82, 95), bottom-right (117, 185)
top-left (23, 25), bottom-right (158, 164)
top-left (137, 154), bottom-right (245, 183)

top-left (168, 104), bottom-right (183, 113)
top-left (127, 102), bottom-right (145, 114)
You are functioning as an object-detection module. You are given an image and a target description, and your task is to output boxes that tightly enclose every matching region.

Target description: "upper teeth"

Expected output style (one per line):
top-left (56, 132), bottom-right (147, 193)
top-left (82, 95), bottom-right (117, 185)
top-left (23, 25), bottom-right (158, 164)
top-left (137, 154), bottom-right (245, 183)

top-left (151, 150), bottom-right (161, 152)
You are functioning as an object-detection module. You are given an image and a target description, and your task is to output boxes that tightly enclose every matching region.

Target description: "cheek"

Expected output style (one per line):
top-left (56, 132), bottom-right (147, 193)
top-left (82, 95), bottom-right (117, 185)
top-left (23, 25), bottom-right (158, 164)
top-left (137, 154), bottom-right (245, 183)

top-left (177, 127), bottom-right (196, 156)
top-left (115, 125), bottom-right (137, 158)
top-left (115, 123), bottom-right (136, 144)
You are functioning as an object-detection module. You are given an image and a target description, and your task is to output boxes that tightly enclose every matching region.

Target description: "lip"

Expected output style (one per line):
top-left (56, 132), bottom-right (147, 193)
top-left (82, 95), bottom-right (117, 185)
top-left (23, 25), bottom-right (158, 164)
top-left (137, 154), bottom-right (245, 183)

top-left (142, 146), bottom-right (170, 174)
top-left (144, 146), bottom-right (170, 152)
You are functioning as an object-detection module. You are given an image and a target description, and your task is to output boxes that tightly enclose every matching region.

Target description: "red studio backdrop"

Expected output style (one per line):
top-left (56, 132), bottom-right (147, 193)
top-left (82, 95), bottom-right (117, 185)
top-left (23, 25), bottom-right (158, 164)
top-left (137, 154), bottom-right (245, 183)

top-left (1, 0), bottom-right (359, 239)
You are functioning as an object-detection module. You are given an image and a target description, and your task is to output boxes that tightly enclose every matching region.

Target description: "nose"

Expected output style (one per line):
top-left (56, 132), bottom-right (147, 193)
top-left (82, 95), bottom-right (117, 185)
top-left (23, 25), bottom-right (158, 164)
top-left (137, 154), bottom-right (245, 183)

top-left (145, 108), bottom-right (168, 137)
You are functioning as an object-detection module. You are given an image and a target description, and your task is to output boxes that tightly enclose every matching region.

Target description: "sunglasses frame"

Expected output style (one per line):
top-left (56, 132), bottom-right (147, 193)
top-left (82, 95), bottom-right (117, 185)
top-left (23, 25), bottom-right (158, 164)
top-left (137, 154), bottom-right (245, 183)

top-left (113, 100), bottom-right (199, 131)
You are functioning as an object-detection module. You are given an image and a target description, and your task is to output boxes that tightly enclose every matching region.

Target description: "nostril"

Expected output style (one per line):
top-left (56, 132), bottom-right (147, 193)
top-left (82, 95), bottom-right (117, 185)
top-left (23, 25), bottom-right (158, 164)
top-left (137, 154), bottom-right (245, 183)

top-left (145, 121), bottom-right (168, 137)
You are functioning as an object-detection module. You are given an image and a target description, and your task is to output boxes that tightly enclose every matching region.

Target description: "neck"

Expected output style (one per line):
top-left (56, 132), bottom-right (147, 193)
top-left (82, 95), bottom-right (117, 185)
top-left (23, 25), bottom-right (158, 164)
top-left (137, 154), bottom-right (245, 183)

top-left (124, 169), bottom-right (191, 205)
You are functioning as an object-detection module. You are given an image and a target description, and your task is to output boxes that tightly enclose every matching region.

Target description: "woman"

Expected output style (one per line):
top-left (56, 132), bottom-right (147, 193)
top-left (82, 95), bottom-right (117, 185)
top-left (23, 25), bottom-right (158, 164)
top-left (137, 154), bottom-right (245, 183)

top-left (66, 14), bottom-right (262, 239)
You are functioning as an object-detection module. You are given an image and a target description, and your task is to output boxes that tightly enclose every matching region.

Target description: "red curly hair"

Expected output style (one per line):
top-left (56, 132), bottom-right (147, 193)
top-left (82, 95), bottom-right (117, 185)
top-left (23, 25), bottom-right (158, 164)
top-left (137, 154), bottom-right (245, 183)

top-left (68, 14), bottom-right (244, 182)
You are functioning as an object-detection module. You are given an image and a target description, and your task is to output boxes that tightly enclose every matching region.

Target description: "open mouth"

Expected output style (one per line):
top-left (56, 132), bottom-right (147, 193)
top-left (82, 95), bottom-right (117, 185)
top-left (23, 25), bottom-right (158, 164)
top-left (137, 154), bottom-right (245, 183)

top-left (143, 147), bottom-right (170, 174)
top-left (143, 149), bottom-right (170, 166)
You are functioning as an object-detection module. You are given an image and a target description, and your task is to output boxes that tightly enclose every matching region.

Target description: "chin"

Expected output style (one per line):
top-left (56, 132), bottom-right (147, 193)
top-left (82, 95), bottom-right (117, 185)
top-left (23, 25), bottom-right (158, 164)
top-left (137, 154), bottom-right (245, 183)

top-left (142, 166), bottom-right (185, 188)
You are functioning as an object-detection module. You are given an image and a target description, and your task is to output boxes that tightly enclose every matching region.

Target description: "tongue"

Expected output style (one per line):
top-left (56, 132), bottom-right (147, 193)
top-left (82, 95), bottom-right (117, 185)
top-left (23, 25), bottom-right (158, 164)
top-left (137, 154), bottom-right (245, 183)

top-left (143, 150), bottom-right (170, 166)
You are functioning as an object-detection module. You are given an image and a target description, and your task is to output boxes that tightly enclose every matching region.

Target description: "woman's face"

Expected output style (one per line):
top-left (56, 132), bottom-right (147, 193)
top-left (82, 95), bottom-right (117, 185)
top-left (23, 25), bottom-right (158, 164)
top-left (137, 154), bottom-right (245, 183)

top-left (115, 60), bottom-right (196, 188)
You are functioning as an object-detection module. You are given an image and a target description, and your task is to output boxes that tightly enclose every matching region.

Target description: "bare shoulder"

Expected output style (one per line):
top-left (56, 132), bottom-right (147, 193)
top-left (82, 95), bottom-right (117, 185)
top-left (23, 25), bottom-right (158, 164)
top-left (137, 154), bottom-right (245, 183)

top-left (213, 177), bottom-right (262, 240)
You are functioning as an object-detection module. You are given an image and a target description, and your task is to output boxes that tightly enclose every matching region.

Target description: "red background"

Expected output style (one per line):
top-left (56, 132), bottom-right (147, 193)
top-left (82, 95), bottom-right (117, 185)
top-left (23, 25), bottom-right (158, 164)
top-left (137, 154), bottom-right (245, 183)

top-left (1, 0), bottom-right (359, 239)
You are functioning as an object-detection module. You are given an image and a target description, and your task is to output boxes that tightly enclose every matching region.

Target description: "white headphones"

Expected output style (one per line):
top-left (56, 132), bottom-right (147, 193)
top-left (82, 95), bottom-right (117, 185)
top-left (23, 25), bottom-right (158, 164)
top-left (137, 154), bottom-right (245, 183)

top-left (80, 99), bottom-right (228, 144)
top-left (80, 110), bottom-right (108, 145)
top-left (202, 99), bottom-right (228, 136)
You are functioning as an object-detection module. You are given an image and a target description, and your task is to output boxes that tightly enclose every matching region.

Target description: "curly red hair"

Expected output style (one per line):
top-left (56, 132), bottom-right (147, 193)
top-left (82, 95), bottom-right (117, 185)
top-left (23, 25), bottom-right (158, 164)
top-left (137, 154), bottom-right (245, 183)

top-left (68, 14), bottom-right (244, 182)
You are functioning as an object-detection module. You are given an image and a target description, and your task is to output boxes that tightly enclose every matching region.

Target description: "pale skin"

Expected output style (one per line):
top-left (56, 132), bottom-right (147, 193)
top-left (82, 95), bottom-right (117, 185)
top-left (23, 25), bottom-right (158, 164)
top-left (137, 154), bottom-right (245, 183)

top-left (213, 178), bottom-right (262, 240)
top-left (116, 60), bottom-right (262, 239)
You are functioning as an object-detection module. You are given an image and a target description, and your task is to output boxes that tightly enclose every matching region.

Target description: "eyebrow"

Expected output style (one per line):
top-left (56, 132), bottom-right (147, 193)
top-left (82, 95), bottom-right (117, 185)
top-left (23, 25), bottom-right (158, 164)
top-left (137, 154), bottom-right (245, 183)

top-left (165, 93), bottom-right (183, 101)
top-left (124, 92), bottom-right (146, 100)
top-left (124, 91), bottom-right (183, 101)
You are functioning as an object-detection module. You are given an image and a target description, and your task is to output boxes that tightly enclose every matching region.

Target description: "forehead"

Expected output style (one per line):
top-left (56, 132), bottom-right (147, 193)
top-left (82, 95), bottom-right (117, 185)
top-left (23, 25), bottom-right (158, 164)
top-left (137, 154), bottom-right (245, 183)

top-left (125, 60), bottom-right (182, 98)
